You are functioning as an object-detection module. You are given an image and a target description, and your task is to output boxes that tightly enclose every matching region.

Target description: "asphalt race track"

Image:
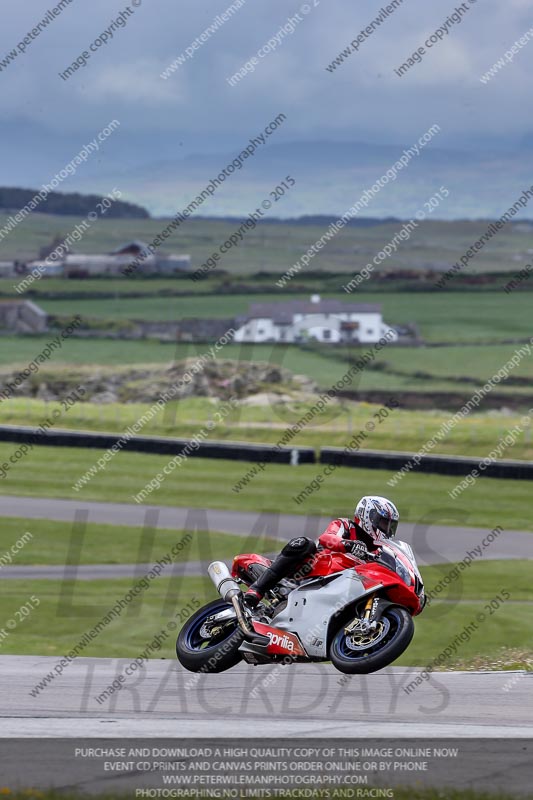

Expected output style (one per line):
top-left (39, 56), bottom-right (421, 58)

top-left (2, 656), bottom-right (532, 738)
top-left (1, 496), bottom-right (532, 742)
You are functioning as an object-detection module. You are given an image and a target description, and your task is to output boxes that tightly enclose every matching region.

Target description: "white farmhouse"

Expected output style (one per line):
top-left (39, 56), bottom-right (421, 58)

top-left (233, 295), bottom-right (398, 345)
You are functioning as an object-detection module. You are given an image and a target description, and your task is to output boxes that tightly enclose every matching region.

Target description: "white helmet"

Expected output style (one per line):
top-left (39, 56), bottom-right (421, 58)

top-left (355, 496), bottom-right (399, 542)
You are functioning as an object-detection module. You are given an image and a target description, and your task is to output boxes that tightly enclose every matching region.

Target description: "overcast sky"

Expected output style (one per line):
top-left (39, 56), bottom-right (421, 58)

top-left (1, 0), bottom-right (532, 207)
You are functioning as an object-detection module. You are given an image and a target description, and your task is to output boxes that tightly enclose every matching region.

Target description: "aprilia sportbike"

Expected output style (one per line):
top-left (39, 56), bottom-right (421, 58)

top-left (176, 540), bottom-right (425, 675)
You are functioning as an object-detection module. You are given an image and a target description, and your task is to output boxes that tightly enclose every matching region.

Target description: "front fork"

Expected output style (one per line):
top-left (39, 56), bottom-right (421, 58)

top-left (345, 593), bottom-right (379, 635)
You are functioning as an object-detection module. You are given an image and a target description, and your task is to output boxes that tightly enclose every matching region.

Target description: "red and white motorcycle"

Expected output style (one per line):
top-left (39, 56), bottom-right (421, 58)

top-left (176, 540), bottom-right (425, 675)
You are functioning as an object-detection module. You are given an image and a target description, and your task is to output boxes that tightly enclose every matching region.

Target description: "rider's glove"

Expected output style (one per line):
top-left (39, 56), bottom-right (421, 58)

top-left (345, 540), bottom-right (370, 559)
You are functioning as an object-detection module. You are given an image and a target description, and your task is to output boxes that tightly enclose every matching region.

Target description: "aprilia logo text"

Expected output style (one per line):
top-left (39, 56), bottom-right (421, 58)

top-left (267, 632), bottom-right (294, 651)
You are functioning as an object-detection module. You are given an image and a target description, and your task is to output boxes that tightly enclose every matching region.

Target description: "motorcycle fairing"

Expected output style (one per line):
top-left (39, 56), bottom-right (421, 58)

top-left (251, 621), bottom-right (307, 657)
top-left (257, 570), bottom-right (379, 659)
top-left (308, 543), bottom-right (423, 616)
top-left (305, 549), bottom-right (362, 577)
top-left (232, 553), bottom-right (272, 580)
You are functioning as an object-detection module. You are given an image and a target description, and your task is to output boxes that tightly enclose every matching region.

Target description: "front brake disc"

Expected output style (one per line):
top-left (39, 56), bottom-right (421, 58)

top-left (345, 617), bottom-right (391, 651)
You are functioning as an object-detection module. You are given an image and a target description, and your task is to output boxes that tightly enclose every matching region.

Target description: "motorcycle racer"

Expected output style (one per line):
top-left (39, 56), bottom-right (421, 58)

top-left (244, 495), bottom-right (400, 607)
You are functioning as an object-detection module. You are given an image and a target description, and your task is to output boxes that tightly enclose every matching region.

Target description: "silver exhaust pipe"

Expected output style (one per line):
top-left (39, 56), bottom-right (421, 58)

top-left (208, 561), bottom-right (242, 602)
top-left (208, 561), bottom-right (254, 636)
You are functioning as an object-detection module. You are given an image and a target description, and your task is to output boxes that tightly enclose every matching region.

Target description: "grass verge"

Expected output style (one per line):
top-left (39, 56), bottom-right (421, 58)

top-left (2, 398), bottom-right (533, 459)
top-left (0, 518), bottom-right (279, 565)
top-left (0, 446), bottom-right (532, 532)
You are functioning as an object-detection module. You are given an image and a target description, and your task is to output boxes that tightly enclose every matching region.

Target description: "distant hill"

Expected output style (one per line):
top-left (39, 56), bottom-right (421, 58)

top-left (85, 139), bottom-right (533, 221)
top-left (4, 136), bottom-right (533, 220)
top-left (0, 187), bottom-right (150, 219)
top-left (163, 214), bottom-right (402, 227)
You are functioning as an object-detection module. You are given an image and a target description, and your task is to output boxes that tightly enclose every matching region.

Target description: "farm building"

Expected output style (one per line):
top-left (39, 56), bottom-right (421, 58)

top-left (6, 239), bottom-right (192, 279)
top-left (233, 295), bottom-right (398, 344)
top-left (64, 241), bottom-right (191, 277)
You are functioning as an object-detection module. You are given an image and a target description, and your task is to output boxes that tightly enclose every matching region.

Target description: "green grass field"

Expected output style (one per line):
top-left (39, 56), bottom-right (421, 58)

top-left (1, 397), bottom-right (533, 459)
top-left (422, 560), bottom-right (532, 603)
top-left (31, 290), bottom-right (533, 344)
top-left (0, 577), bottom-right (211, 658)
top-left (2, 212), bottom-right (533, 274)
top-left (0, 445), bottom-right (531, 531)
top-left (1, 336), bottom-right (533, 405)
top-left (0, 336), bottom-right (180, 367)
top-left (0, 276), bottom-right (211, 296)
top-left (0, 518), bottom-right (279, 566)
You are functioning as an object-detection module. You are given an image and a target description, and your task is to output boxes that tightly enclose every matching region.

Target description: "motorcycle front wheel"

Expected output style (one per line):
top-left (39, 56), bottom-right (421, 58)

top-left (176, 599), bottom-right (244, 673)
top-left (329, 605), bottom-right (414, 674)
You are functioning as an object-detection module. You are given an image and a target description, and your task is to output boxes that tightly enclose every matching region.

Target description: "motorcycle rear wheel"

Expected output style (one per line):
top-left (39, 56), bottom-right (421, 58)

top-left (176, 599), bottom-right (244, 673)
top-left (329, 606), bottom-right (414, 674)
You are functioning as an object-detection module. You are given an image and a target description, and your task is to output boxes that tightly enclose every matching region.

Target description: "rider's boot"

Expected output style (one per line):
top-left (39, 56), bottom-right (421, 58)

top-left (244, 537), bottom-right (317, 607)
